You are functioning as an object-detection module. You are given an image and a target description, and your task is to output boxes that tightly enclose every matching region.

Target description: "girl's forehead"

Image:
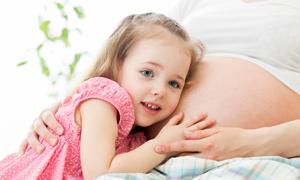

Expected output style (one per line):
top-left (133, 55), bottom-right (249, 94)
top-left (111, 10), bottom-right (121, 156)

top-left (136, 25), bottom-right (186, 42)
top-left (129, 36), bottom-right (191, 58)
top-left (136, 31), bottom-right (191, 52)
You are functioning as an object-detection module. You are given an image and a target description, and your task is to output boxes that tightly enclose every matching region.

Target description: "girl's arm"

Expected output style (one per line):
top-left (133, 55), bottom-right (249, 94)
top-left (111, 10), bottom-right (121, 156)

top-left (79, 99), bottom-right (174, 178)
top-left (109, 139), bottom-right (167, 173)
top-left (79, 99), bottom-right (118, 179)
top-left (108, 112), bottom-right (216, 173)
top-left (80, 100), bottom-right (215, 179)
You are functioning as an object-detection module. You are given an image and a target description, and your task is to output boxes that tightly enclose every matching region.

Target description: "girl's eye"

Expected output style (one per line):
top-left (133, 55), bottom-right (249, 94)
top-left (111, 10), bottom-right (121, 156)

top-left (140, 70), bottom-right (154, 78)
top-left (169, 80), bottom-right (181, 89)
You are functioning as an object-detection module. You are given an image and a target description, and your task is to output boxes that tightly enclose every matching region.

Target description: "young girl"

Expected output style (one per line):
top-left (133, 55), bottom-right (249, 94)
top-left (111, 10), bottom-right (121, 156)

top-left (0, 13), bottom-right (207, 179)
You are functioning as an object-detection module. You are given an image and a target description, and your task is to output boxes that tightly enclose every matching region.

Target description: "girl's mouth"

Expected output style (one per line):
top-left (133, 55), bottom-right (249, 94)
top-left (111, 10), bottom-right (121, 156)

top-left (141, 102), bottom-right (161, 115)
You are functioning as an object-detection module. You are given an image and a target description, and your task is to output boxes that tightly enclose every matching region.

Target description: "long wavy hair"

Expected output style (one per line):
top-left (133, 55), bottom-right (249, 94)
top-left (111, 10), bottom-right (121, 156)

top-left (81, 12), bottom-right (204, 86)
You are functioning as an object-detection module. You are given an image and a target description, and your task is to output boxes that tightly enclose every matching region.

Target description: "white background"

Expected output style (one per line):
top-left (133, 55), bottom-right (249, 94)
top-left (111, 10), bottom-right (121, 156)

top-left (0, 0), bottom-right (174, 159)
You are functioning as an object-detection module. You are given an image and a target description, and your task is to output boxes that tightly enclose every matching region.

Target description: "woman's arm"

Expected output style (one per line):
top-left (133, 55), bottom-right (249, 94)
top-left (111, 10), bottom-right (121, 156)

top-left (19, 106), bottom-right (300, 160)
top-left (267, 119), bottom-right (300, 158)
top-left (155, 119), bottom-right (300, 160)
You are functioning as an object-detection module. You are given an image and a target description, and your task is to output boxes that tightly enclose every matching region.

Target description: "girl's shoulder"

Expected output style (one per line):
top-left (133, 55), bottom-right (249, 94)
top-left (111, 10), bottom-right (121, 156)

top-left (75, 77), bottom-right (135, 139)
top-left (74, 77), bottom-right (132, 108)
top-left (78, 77), bottom-right (121, 92)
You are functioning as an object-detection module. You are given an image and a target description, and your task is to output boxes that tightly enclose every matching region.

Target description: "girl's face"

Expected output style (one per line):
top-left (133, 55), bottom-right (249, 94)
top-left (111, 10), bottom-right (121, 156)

top-left (117, 35), bottom-right (191, 127)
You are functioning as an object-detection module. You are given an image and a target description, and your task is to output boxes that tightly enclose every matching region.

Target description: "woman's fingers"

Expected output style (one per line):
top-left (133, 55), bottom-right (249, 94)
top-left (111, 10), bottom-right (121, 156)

top-left (40, 108), bottom-right (64, 135)
top-left (178, 152), bottom-right (204, 158)
top-left (155, 129), bottom-right (220, 154)
top-left (155, 139), bottom-right (213, 154)
top-left (18, 139), bottom-right (28, 155)
top-left (18, 103), bottom-right (62, 155)
top-left (26, 129), bottom-right (45, 154)
top-left (184, 128), bottom-right (219, 139)
top-left (33, 117), bottom-right (58, 146)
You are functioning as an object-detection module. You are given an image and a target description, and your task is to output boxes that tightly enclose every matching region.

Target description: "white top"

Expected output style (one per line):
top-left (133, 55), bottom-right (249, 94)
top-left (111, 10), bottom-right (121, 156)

top-left (167, 0), bottom-right (300, 95)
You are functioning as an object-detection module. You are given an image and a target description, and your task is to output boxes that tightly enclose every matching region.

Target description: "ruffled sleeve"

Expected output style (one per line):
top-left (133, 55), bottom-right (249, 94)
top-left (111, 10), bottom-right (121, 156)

top-left (69, 77), bottom-right (135, 144)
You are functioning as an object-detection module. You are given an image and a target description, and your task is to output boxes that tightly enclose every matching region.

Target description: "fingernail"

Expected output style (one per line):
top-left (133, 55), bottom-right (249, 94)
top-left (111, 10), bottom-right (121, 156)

top-left (155, 145), bottom-right (163, 152)
top-left (56, 127), bottom-right (63, 135)
top-left (37, 146), bottom-right (44, 154)
top-left (185, 134), bottom-right (191, 139)
top-left (50, 138), bottom-right (57, 146)
top-left (184, 131), bottom-right (193, 139)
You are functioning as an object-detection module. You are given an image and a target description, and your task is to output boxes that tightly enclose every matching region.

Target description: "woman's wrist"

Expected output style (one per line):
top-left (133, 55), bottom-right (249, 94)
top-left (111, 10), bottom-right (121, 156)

top-left (268, 120), bottom-right (300, 158)
top-left (245, 119), bottom-right (300, 158)
top-left (243, 127), bottom-right (275, 157)
top-left (248, 125), bottom-right (289, 157)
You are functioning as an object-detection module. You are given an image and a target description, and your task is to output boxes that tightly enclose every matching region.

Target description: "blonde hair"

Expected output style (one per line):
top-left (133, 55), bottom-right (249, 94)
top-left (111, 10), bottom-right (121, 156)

top-left (83, 12), bottom-right (204, 85)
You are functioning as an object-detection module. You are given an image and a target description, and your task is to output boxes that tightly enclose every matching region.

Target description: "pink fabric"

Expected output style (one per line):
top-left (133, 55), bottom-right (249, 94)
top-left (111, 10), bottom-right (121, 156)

top-left (0, 77), bottom-right (146, 179)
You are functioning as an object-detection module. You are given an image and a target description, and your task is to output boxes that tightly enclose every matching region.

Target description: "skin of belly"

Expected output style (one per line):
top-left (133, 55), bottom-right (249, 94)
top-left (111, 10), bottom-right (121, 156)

top-left (147, 56), bottom-right (300, 137)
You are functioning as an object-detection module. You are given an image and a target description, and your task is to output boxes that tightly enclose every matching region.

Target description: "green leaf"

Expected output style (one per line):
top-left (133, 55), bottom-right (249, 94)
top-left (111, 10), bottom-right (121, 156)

top-left (60, 27), bottom-right (70, 46)
top-left (62, 14), bottom-right (68, 21)
top-left (39, 20), bottom-right (51, 39)
top-left (69, 53), bottom-right (82, 79)
top-left (39, 56), bottom-right (50, 77)
top-left (16, 61), bottom-right (28, 67)
top-left (73, 6), bottom-right (84, 19)
top-left (55, 2), bottom-right (68, 20)
top-left (55, 2), bottom-right (64, 10)
top-left (36, 43), bottom-right (44, 52)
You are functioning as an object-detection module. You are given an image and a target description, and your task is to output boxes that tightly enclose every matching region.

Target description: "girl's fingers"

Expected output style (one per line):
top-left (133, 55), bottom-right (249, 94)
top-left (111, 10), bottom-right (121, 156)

top-left (182, 112), bottom-right (207, 128)
top-left (187, 118), bottom-right (216, 131)
top-left (164, 112), bottom-right (184, 127)
top-left (184, 128), bottom-right (219, 139)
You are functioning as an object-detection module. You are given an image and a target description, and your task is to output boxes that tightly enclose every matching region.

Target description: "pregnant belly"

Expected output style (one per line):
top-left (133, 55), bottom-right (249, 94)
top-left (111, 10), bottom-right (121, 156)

top-left (177, 55), bottom-right (300, 129)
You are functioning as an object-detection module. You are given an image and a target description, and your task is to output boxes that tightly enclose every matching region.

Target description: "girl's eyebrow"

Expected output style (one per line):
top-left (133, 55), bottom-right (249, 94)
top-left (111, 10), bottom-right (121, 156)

top-left (142, 61), bottom-right (163, 68)
top-left (142, 61), bottom-right (185, 81)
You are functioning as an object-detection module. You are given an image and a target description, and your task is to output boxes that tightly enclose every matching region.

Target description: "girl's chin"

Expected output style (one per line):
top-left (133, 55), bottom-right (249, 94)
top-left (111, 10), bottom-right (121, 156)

top-left (135, 118), bottom-right (157, 127)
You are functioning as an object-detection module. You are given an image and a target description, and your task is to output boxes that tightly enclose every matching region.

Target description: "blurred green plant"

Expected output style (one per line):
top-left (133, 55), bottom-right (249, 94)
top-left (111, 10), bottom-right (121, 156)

top-left (17, 1), bottom-right (86, 99)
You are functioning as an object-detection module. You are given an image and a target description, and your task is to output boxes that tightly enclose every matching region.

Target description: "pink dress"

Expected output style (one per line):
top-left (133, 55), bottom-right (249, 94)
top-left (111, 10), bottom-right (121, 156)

top-left (0, 77), bottom-right (146, 180)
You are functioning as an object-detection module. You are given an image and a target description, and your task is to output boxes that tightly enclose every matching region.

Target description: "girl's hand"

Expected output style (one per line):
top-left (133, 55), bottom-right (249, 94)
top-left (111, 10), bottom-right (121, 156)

top-left (18, 103), bottom-right (64, 154)
top-left (154, 112), bottom-right (216, 154)
top-left (155, 127), bottom-right (265, 160)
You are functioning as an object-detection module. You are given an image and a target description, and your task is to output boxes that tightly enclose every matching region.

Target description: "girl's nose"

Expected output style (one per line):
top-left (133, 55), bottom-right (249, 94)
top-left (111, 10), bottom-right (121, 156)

top-left (151, 85), bottom-right (166, 97)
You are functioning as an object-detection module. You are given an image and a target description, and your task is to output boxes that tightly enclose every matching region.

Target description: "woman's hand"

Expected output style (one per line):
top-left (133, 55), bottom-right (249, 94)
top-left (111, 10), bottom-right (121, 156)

top-left (155, 127), bottom-right (270, 160)
top-left (154, 112), bottom-right (217, 155)
top-left (18, 103), bottom-right (64, 154)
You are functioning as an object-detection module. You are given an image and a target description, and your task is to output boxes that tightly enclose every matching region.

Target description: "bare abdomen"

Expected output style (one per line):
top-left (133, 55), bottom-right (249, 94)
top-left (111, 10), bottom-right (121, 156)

top-left (177, 56), bottom-right (300, 128)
